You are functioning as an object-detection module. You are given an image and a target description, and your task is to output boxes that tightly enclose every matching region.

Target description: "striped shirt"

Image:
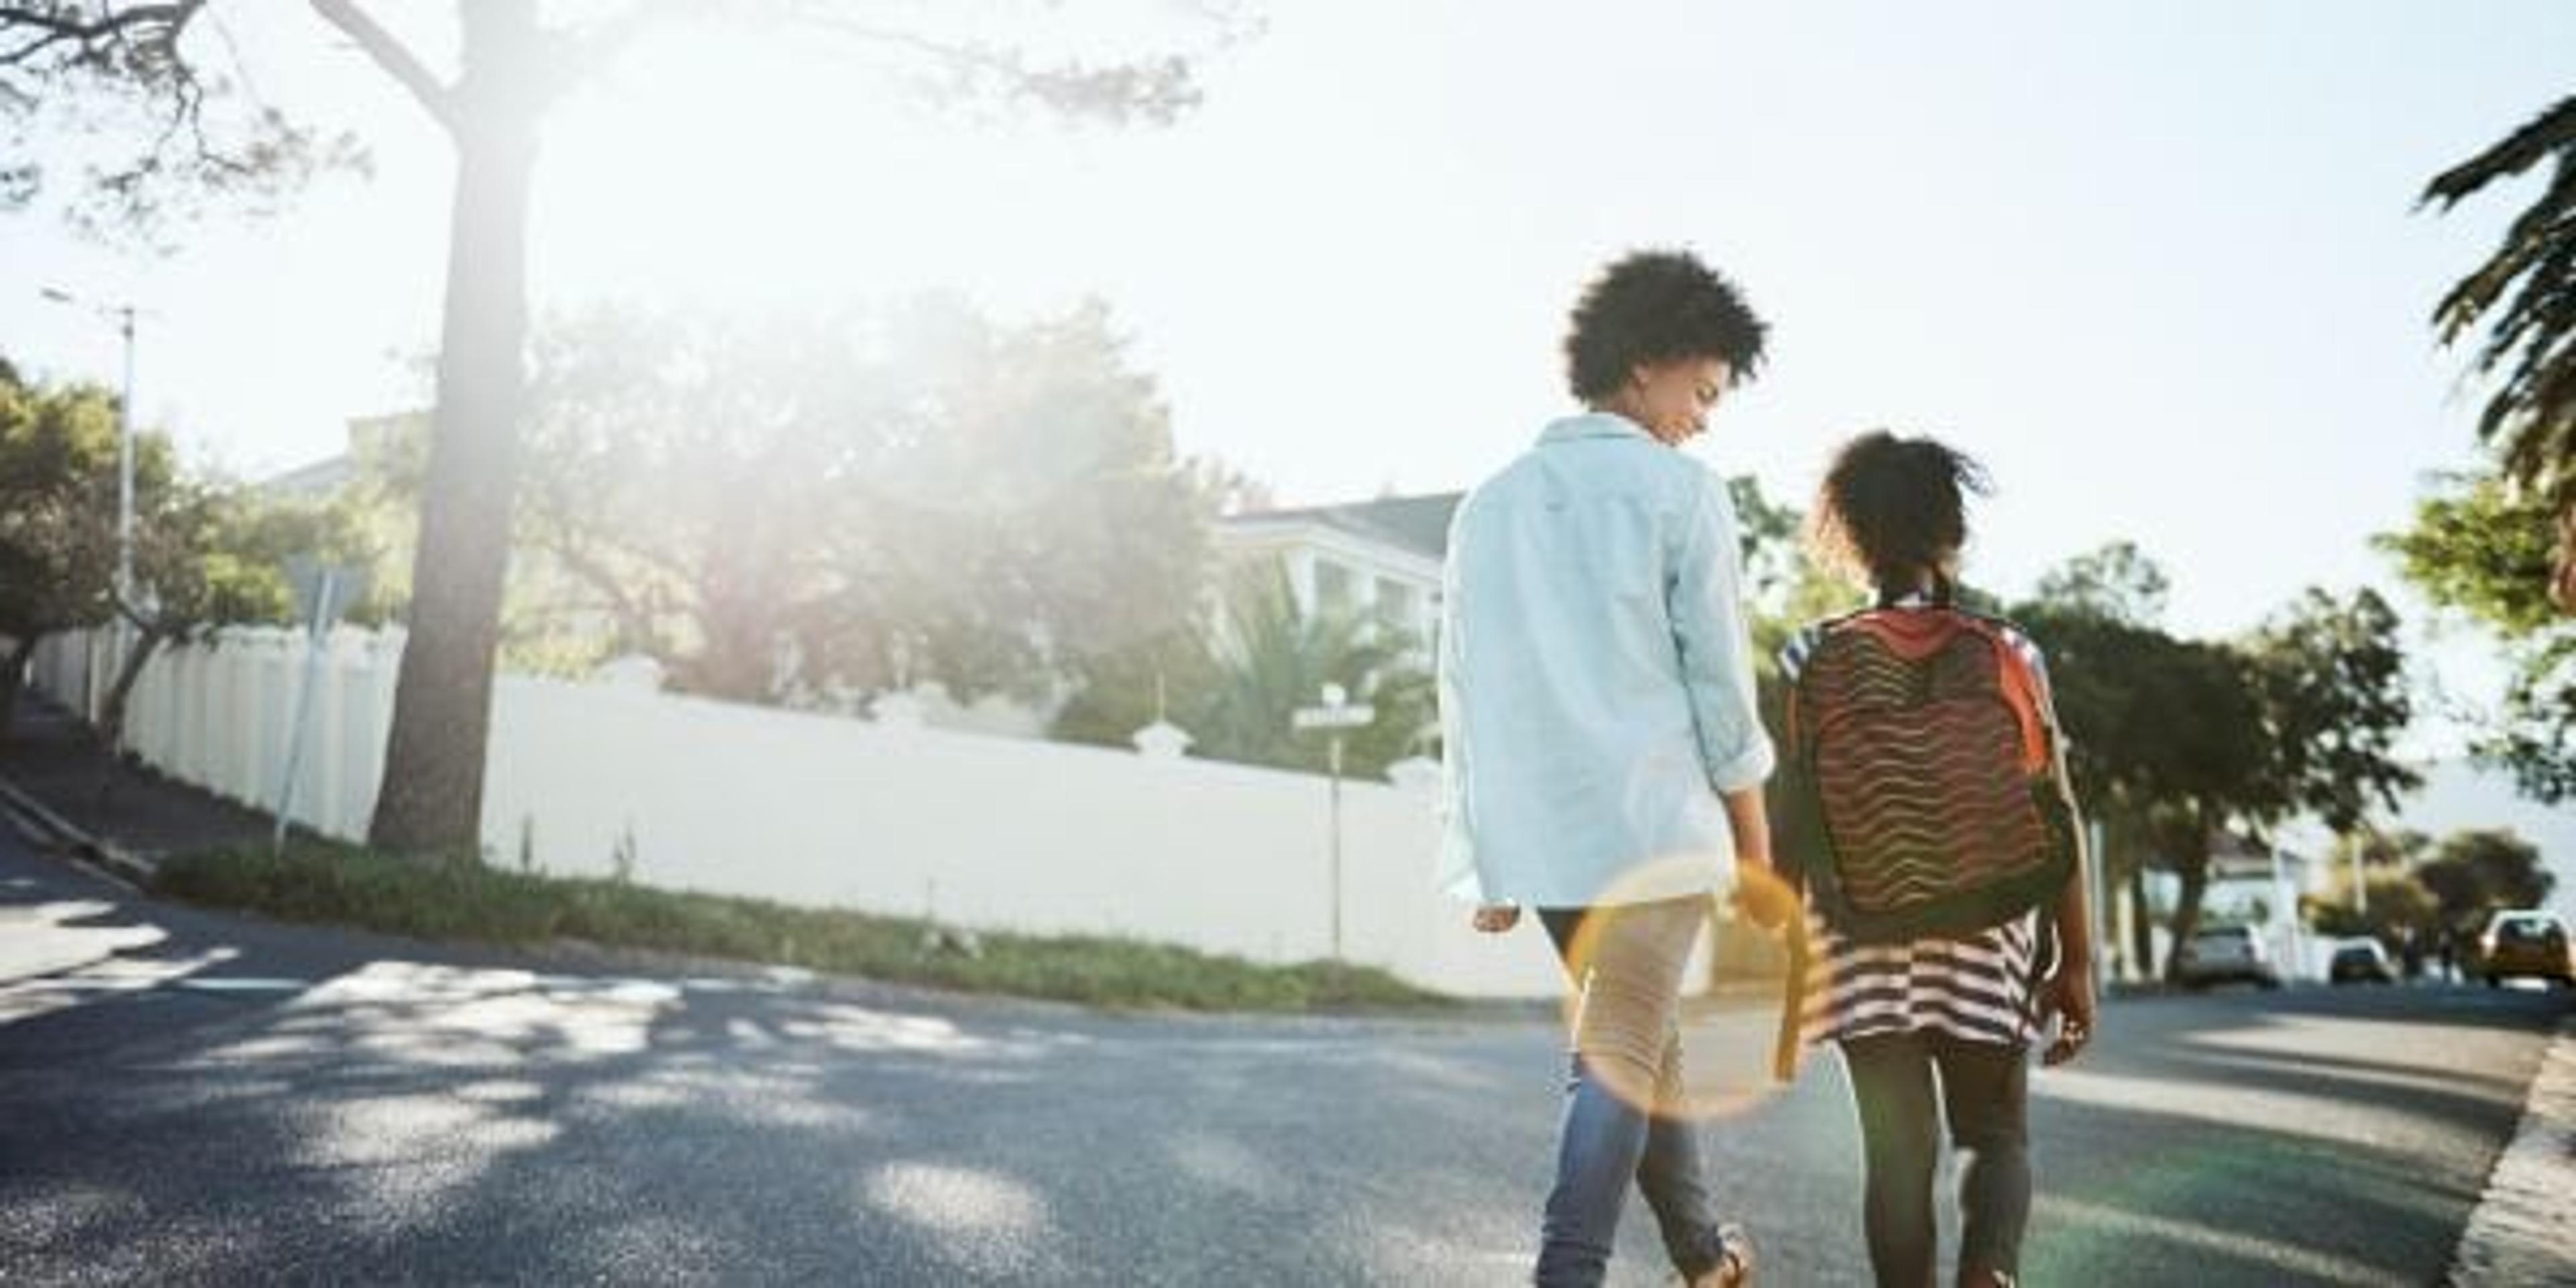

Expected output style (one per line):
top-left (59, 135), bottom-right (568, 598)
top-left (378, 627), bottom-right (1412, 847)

top-left (1781, 598), bottom-right (2058, 1049)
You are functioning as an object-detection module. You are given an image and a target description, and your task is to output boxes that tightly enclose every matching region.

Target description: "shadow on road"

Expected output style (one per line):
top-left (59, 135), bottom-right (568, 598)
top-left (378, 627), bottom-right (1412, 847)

top-left (4, 847), bottom-right (2567, 1285)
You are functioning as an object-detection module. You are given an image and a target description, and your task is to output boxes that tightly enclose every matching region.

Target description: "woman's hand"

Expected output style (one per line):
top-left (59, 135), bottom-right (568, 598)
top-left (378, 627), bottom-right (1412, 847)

top-left (1729, 863), bottom-right (1799, 932)
top-left (1472, 903), bottom-right (1522, 934)
top-left (2041, 970), bottom-right (2097, 1067)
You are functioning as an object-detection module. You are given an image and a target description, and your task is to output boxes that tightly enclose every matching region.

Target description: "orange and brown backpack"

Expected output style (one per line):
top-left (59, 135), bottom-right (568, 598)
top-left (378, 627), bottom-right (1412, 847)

top-left (1780, 600), bottom-right (2078, 945)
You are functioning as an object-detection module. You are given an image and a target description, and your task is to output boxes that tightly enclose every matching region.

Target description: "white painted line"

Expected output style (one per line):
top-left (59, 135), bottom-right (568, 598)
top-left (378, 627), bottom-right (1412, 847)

top-left (2447, 1012), bottom-right (2576, 1287)
top-left (175, 977), bottom-right (313, 993)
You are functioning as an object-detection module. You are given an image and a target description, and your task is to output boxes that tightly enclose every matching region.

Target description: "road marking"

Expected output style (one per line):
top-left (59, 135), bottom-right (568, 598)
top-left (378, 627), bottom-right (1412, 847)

top-left (2447, 1012), bottom-right (2576, 1287)
top-left (174, 977), bottom-right (313, 993)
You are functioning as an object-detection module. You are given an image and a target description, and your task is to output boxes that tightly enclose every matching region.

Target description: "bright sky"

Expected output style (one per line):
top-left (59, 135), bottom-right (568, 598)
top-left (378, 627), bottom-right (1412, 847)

top-left (4, 5), bottom-right (2573, 777)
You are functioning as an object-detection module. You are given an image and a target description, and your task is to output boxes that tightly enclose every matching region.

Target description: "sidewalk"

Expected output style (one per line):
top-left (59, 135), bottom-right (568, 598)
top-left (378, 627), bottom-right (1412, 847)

top-left (0, 692), bottom-right (276, 878)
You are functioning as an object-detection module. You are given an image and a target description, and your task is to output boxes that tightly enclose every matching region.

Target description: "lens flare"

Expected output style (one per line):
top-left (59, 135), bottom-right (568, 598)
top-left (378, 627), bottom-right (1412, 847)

top-left (1550, 856), bottom-right (1813, 1122)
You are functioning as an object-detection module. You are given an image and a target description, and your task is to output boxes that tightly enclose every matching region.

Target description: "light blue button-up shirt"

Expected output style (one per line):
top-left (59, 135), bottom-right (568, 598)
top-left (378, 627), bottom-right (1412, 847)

top-left (1436, 411), bottom-right (1776, 908)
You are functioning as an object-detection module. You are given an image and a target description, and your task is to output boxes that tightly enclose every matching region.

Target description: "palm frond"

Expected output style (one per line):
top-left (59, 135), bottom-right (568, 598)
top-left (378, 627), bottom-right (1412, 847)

top-left (2422, 94), bottom-right (2576, 210)
top-left (2427, 93), bottom-right (2576, 515)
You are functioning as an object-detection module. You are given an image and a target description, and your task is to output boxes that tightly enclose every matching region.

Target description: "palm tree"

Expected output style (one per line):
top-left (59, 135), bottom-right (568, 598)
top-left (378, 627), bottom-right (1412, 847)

top-left (1188, 566), bottom-right (1436, 779)
top-left (2423, 93), bottom-right (2576, 610)
top-left (1047, 562), bottom-right (1438, 777)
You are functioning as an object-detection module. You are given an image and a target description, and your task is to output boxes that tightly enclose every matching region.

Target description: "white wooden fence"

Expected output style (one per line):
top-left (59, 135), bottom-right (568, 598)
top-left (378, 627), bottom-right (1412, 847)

top-left (29, 628), bottom-right (1590, 998)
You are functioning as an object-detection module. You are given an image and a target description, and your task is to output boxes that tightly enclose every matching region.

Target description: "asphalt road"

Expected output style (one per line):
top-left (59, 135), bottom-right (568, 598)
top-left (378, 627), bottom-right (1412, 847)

top-left (2, 827), bottom-right (2565, 1285)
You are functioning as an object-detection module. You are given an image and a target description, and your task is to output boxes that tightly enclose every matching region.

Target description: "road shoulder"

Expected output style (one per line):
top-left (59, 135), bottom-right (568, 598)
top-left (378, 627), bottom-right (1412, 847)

top-left (2447, 1006), bottom-right (2576, 1286)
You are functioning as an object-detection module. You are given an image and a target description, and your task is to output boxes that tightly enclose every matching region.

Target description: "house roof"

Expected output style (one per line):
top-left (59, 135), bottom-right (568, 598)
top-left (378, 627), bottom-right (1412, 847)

top-left (259, 455), bottom-right (357, 498)
top-left (1220, 492), bottom-right (1464, 560)
top-left (2202, 830), bottom-right (2309, 878)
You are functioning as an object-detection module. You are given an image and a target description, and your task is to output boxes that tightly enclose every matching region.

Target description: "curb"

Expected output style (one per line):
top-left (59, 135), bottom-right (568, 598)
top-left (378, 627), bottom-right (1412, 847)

top-left (2447, 1010), bottom-right (2576, 1286)
top-left (0, 772), bottom-right (157, 887)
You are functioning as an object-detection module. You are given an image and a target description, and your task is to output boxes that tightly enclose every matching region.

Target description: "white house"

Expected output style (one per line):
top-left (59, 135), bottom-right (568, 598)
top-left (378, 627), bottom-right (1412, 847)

top-left (1211, 492), bottom-right (1462, 658)
top-left (267, 425), bottom-right (1473, 739)
top-left (2175, 832), bottom-right (2320, 979)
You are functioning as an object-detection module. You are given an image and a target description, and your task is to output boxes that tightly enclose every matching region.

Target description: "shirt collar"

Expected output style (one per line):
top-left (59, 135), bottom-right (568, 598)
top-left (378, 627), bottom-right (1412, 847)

top-left (1537, 411), bottom-right (1657, 446)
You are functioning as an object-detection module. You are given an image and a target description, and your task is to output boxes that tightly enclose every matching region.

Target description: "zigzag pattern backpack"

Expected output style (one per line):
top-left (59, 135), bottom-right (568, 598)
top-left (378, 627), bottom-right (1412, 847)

top-left (1782, 602), bottom-right (2077, 945)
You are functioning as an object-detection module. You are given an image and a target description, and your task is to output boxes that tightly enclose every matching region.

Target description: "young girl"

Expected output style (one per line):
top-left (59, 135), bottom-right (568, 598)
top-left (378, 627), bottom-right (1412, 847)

top-left (1784, 431), bottom-right (2097, 1288)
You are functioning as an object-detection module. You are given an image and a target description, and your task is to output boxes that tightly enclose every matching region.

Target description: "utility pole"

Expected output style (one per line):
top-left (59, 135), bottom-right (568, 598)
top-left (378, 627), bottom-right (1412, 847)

top-left (40, 287), bottom-right (144, 740)
top-left (38, 288), bottom-right (140, 612)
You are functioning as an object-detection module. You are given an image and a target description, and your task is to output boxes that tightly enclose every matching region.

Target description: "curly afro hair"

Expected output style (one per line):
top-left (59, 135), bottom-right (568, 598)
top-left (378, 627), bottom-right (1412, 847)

top-left (1810, 431), bottom-right (1992, 592)
top-left (1562, 250), bottom-right (1768, 402)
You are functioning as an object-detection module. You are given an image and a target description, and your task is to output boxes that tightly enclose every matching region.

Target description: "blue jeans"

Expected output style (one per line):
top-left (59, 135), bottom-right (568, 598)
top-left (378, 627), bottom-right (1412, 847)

top-left (1537, 901), bottom-right (1735, 1287)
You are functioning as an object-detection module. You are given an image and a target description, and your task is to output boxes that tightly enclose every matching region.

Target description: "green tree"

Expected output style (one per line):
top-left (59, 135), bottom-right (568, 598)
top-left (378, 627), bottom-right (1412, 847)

top-left (2414, 827), bottom-right (2557, 938)
top-left (1054, 564), bottom-right (1434, 780)
top-left (2, 1), bottom-right (1234, 857)
top-left (2187, 588), bottom-right (2420, 975)
top-left (0, 363), bottom-right (123, 742)
top-left (2238, 588), bottom-right (2421, 835)
top-left (2015, 566), bottom-right (2265, 976)
top-left (2134, 639), bottom-right (2274, 973)
top-left (505, 297), bottom-right (1216, 706)
top-left (2031, 539), bottom-right (2171, 629)
top-left (1731, 475), bottom-right (1852, 650)
top-left (2017, 542), bottom-right (2320, 977)
top-left (2383, 472), bottom-right (2563, 635)
top-left (1046, 623), bottom-right (1222, 751)
top-left (2324, 827), bottom-right (2431, 873)
top-left (2306, 869), bottom-right (2440, 947)
top-left (2422, 92), bottom-right (2576, 610)
top-left (2308, 829), bottom-right (2436, 947)
top-left (2382, 472), bottom-right (2576, 801)
top-left (95, 478), bottom-right (375, 765)
top-left (1193, 566), bottom-right (1434, 778)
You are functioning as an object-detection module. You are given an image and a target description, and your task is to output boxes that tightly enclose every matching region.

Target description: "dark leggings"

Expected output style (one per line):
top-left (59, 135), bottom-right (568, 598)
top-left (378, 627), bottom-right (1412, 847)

top-left (1839, 1032), bottom-right (2031, 1287)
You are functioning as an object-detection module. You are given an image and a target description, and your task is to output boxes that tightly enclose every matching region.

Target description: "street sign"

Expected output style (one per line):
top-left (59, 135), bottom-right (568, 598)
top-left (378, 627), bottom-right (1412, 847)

top-left (1293, 704), bottom-right (1375, 731)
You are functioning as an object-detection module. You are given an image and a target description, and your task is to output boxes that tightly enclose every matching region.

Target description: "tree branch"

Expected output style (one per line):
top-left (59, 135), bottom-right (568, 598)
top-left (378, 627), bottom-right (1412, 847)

top-left (2, 1), bottom-right (204, 69)
top-left (539, 0), bottom-right (678, 105)
top-left (788, 8), bottom-right (1199, 125)
top-left (307, 0), bottom-right (456, 135)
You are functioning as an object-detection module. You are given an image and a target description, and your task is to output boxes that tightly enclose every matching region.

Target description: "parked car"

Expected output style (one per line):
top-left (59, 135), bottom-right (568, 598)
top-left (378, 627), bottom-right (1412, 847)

top-left (2327, 938), bottom-right (2397, 985)
top-left (2480, 910), bottom-right (2575, 988)
top-left (2174, 924), bottom-right (2282, 989)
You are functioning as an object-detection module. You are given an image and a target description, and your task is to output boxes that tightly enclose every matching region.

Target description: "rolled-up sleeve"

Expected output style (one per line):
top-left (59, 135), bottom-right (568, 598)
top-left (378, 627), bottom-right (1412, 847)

top-left (1669, 473), bottom-right (1776, 793)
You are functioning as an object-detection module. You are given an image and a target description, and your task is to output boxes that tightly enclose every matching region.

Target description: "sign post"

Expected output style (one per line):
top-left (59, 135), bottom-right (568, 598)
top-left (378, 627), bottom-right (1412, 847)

top-left (1292, 683), bottom-right (1374, 961)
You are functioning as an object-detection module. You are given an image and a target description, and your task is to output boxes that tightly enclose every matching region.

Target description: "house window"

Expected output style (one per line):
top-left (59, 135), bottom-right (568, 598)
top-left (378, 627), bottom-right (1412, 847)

top-left (1314, 561), bottom-right (1353, 617)
top-left (1376, 579), bottom-right (1417, 636)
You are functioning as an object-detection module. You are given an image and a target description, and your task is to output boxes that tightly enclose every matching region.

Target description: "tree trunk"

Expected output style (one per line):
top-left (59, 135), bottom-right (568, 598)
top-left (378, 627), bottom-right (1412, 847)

top-left (367, 3), bottom-right (543, 859)
top-left (2133, 845), bottom-right (2153, 973)
top-left (2119, 820), bottom-right (2155, 977)
top-left (0, 633), bottom-right (39, 747)
top-left (2161, 810), bottom-right (2216, 983)
top-left (93, 625), bottom-right (170, 792)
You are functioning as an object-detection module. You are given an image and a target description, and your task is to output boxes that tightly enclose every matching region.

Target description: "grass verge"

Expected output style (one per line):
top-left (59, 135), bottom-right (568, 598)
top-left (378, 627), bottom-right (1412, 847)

top-left (152, 841), bottom-right (1456, 1015)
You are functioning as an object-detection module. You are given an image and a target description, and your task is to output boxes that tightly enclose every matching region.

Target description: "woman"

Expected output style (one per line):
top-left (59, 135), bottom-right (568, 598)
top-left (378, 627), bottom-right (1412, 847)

top-left (1439, 248), bottom-right (1776, 1287)
top-left (1785, 432), bottom-right (2098, 1288)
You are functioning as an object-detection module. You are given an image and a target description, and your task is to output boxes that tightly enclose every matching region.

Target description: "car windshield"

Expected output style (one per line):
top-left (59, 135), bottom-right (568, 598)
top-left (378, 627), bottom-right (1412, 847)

top-left (2498, 918), bottom-right (2561, 942)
